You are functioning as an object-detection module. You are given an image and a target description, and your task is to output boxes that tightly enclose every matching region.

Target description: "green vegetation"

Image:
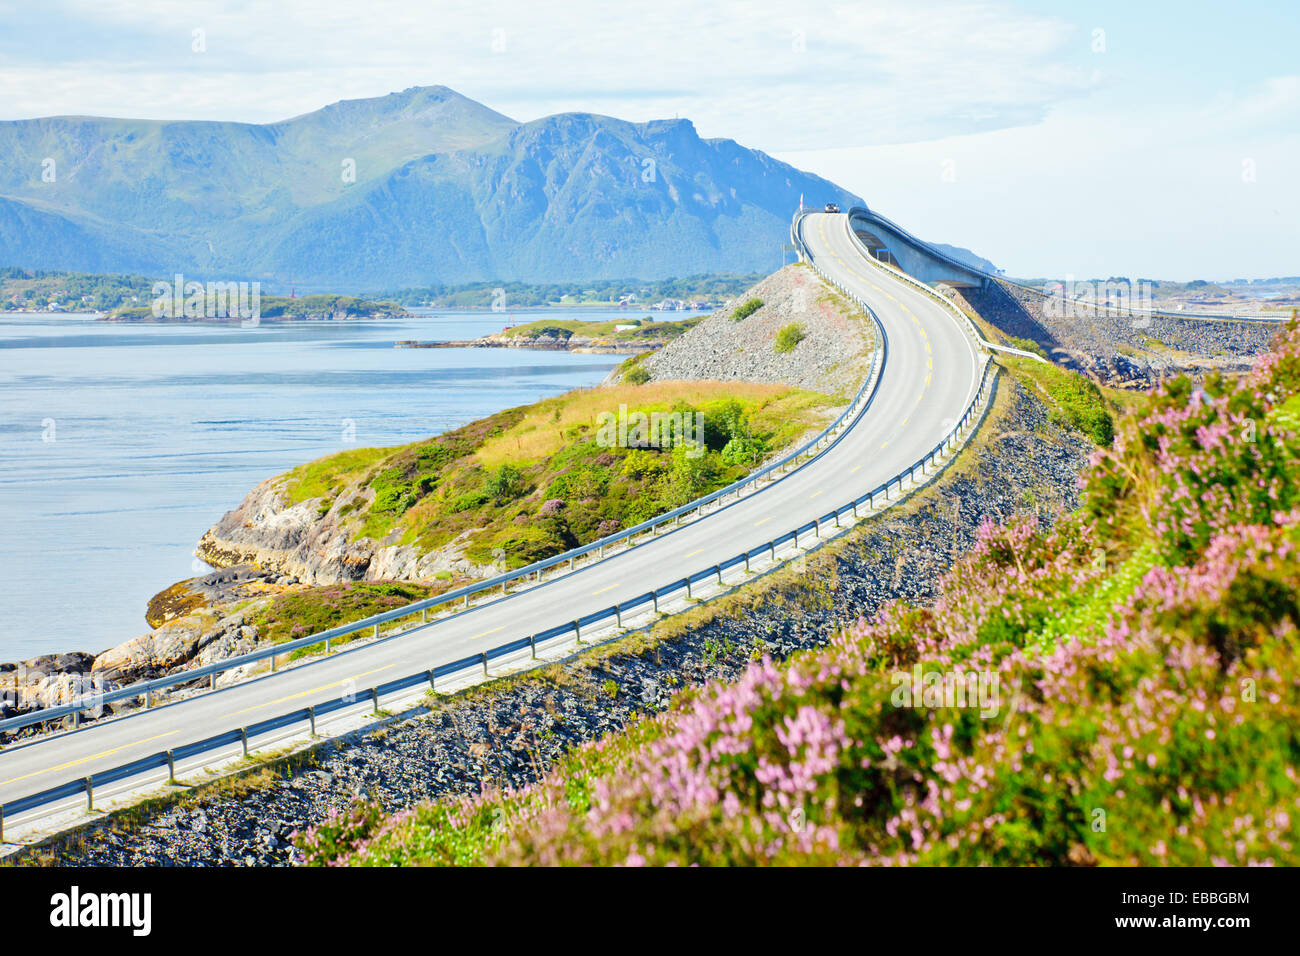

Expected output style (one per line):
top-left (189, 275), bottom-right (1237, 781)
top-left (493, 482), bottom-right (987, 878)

top-left (0, 267), bottom-right (156, 312)
top-left (280, 381), bottom-right (838, 571)
top-left (731, 297), bottom-right (763, 321)
top-left (249, 581), bottom-right (437, 649)
top-left (623, 365), bottom-right (651, 385)
top-left (495, 315), bottom-right (701, 344)
top-left (1005, 335), bottom-right (1049, 359)
top-left (108, 293), bottom-right (403, 322)
top-left (297, 321), bottom-right (1300, 868)
top-left (773, 322), bottom-right (806, 354)
top-left (1001, 355), bottom-right (1117, 444)
top-left (383, 275), bottom-right (765, 309)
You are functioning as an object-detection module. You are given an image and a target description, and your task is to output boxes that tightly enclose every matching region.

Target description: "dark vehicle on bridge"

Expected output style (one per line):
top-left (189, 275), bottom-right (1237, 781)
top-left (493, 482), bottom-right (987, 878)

top-left (824, 203), bottom-right (840, 213)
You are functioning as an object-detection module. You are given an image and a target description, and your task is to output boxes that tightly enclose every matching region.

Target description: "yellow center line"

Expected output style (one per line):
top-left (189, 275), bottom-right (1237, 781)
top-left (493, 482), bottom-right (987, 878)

top-left (685, 547), bottom-right (705, 558)
top-left (850, 464), bottom-right (863, 474)
top-left (591, 584), bottom-right (618, 596)
top-left (0, 730), bottom-right (180, 788)
top-left (222, 665), bottom-right (395, 720)
top-left (809, 489), bottom-right (824, 499)
top-left (754, 516), bottom-right (773, 527)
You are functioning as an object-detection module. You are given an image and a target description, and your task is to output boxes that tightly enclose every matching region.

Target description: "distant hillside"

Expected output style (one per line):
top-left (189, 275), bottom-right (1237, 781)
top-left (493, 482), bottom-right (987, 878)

top-left (0, 86), bottom-right (874, 290)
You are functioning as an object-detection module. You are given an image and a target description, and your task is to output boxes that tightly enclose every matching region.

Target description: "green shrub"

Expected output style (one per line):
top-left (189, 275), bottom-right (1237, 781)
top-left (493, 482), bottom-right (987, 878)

top-left (484, 463), bottom-right (527, 503)
top-left (774, 322), bottom-right (805, 353)
top-left (732, 298), bottom-right (763, 321)
top-left (623, 365), bottom-right (650, 385)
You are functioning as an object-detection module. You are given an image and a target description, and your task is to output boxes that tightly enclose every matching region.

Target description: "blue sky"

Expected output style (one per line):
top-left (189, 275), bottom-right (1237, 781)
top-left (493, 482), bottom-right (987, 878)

top-left (0, 0), bottom-right (1295, 279)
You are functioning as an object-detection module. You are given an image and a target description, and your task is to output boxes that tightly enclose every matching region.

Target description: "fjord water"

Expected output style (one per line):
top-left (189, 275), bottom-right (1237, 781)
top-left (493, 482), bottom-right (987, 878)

top-left (0, 310), bottom-right (639, 661)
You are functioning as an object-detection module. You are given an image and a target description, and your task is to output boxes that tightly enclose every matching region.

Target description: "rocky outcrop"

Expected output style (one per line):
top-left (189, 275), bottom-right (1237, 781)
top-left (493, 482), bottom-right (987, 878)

top-left (627, 265), bottom-right (876, 395)
top-left (196, 477), bottom-right (494, 588)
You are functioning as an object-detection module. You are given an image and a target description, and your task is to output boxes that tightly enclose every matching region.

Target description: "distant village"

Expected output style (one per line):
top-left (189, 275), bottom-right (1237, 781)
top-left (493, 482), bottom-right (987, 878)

top-left (616, 290), bottom-right (719, 311)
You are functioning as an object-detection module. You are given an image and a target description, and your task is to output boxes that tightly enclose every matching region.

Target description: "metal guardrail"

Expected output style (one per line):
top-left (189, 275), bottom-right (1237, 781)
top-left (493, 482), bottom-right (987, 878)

top-left (2, 244), bottom-right (894, 740)
top-left (0, 221), bottom-right (1002, 836)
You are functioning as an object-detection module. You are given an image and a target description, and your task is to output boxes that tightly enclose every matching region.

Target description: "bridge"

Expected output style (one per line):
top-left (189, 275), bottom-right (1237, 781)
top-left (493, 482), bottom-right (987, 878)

top-left (0, 211), bottom-right (995, 847)
top-left (845, 205), bottom-right (989, 289)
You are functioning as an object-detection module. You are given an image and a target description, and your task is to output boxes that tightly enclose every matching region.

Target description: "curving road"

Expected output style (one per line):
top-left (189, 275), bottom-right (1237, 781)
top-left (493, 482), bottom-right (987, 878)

top-left (0, 213), bottom-right (983, 825)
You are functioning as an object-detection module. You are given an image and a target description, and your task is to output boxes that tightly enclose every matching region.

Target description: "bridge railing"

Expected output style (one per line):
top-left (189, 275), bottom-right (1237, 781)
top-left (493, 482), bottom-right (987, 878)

top-left (1, 236), bottom-right (1003, 836)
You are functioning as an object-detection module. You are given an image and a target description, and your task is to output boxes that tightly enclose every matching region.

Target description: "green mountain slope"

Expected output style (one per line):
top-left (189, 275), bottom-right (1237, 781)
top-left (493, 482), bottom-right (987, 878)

top-left (0, 87), bottom-right (868, 289)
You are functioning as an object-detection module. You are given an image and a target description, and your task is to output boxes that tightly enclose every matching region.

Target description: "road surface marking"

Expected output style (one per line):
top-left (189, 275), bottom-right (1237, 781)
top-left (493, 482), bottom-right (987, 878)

top-left (685, 548), bottom-right (704, 558)
top-left (850, 464), bottom-right (863, 474)
top-left (591, 584), bottom-right (618, 596)
top-left (809, 489), bottom-right (824, 499)
top-left (754, 516), bottom-right (773, 527)
top-left (0, 730), bottom-right (180, 788)
top-left (222, 665), bottom-right (395, 720)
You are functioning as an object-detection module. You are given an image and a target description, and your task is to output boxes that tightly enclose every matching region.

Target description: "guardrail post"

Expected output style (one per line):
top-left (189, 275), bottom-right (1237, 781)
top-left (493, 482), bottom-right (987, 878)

top-left (372, 624), bottom-right (378, 639)
top-left (481, 653), bottom-right (489, 677)
top-left (325, 636), bottom-right (331, 654)
top-left (73, 707), bottom-right (79, 729)
top-left (371, 687), bottom-right (381, 713)
top-left (686, 579), bottom-right (693, 599)
top-left (574, 620), bottom-right (582, 645)
top-left (0, 807), bottom-right (4, 844)
top-left (85, 777), bottom-right (94, 810)
top-left (271, 653), bottom-right (277, 673)
top-left (615, 605), bottom-right (623, 628)
top-left (427, 669), bottom-right (436, 692)
top-left (569, 557), bottom-right (575, 570)
top-left (241, 727), bottom-right (249, 757)
top-left (210, 671), bottom-right (217, 690)
top-left (421, 607), bottom-right (427, 624)
top-left (770, 542), bottom-right (776, 563)
top-left (145, 688), bottom-right (152, 709)
top-left (501, 581), bottom-right (507, 595)
top-left (529, 635), bottom-right (537, 660)
top-left (814, 520), bottom-right (821, 539)
top-left (745, 553), bottom-right (751, 573)
top-left (715, 564), bottom-right (722, 585)
top-left (653, 590), bottom-right (660, 614)
top-left (463, 594), bottom-right (469, 607)
top-left (166, 749), bottom-right (176, 781)
top-left (599, 544), bottom-right (605, 558)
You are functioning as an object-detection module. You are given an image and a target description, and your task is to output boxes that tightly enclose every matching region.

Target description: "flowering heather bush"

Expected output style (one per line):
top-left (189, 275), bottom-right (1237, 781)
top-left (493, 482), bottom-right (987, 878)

top-left (297, 323), bottom-right (1300, 866)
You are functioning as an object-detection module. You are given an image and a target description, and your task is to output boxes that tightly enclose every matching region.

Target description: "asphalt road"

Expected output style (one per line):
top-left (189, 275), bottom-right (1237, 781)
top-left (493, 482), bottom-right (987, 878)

top-left (0, 212), bottom-right (983, 817)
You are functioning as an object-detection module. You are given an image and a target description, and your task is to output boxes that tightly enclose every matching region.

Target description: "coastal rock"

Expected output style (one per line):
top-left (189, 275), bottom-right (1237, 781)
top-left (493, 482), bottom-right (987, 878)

top-left (91, 618), bottom-right (207, 682)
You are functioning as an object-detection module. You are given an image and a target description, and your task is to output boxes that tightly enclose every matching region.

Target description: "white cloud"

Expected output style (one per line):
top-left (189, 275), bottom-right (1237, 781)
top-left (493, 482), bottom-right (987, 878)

top-left (0, 0), bottom-right (1093, 150)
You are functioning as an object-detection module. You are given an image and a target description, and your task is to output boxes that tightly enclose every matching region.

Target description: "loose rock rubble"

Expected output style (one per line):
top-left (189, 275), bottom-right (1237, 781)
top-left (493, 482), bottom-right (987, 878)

top-left (955, 279), bottom-right (1279, 386)
top-left (631, 264), bottom-right (876, 396)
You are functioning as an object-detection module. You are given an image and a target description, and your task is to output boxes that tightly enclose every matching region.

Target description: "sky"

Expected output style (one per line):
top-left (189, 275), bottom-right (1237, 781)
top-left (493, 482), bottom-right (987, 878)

top-left (0, 0), bottom-right (1295, 280)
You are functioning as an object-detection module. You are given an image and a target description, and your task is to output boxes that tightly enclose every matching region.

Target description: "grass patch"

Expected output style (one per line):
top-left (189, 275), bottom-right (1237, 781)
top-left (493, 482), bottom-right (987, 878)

top-left (732, 298), bottom-right (763, 321)
top-left (774, 322), bottom-right (806, 354)
top-left (1000, 355), bottom-right (1118, 444)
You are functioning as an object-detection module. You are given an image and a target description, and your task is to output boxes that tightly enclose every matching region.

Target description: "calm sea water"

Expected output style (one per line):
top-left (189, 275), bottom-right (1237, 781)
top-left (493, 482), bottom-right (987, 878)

top-left (0, 309), bottom-right (668, 661)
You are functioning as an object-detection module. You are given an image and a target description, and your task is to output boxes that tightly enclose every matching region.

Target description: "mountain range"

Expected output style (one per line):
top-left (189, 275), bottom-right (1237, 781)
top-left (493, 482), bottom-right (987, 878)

top-left (0, 86), bottom-right (995, 291)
